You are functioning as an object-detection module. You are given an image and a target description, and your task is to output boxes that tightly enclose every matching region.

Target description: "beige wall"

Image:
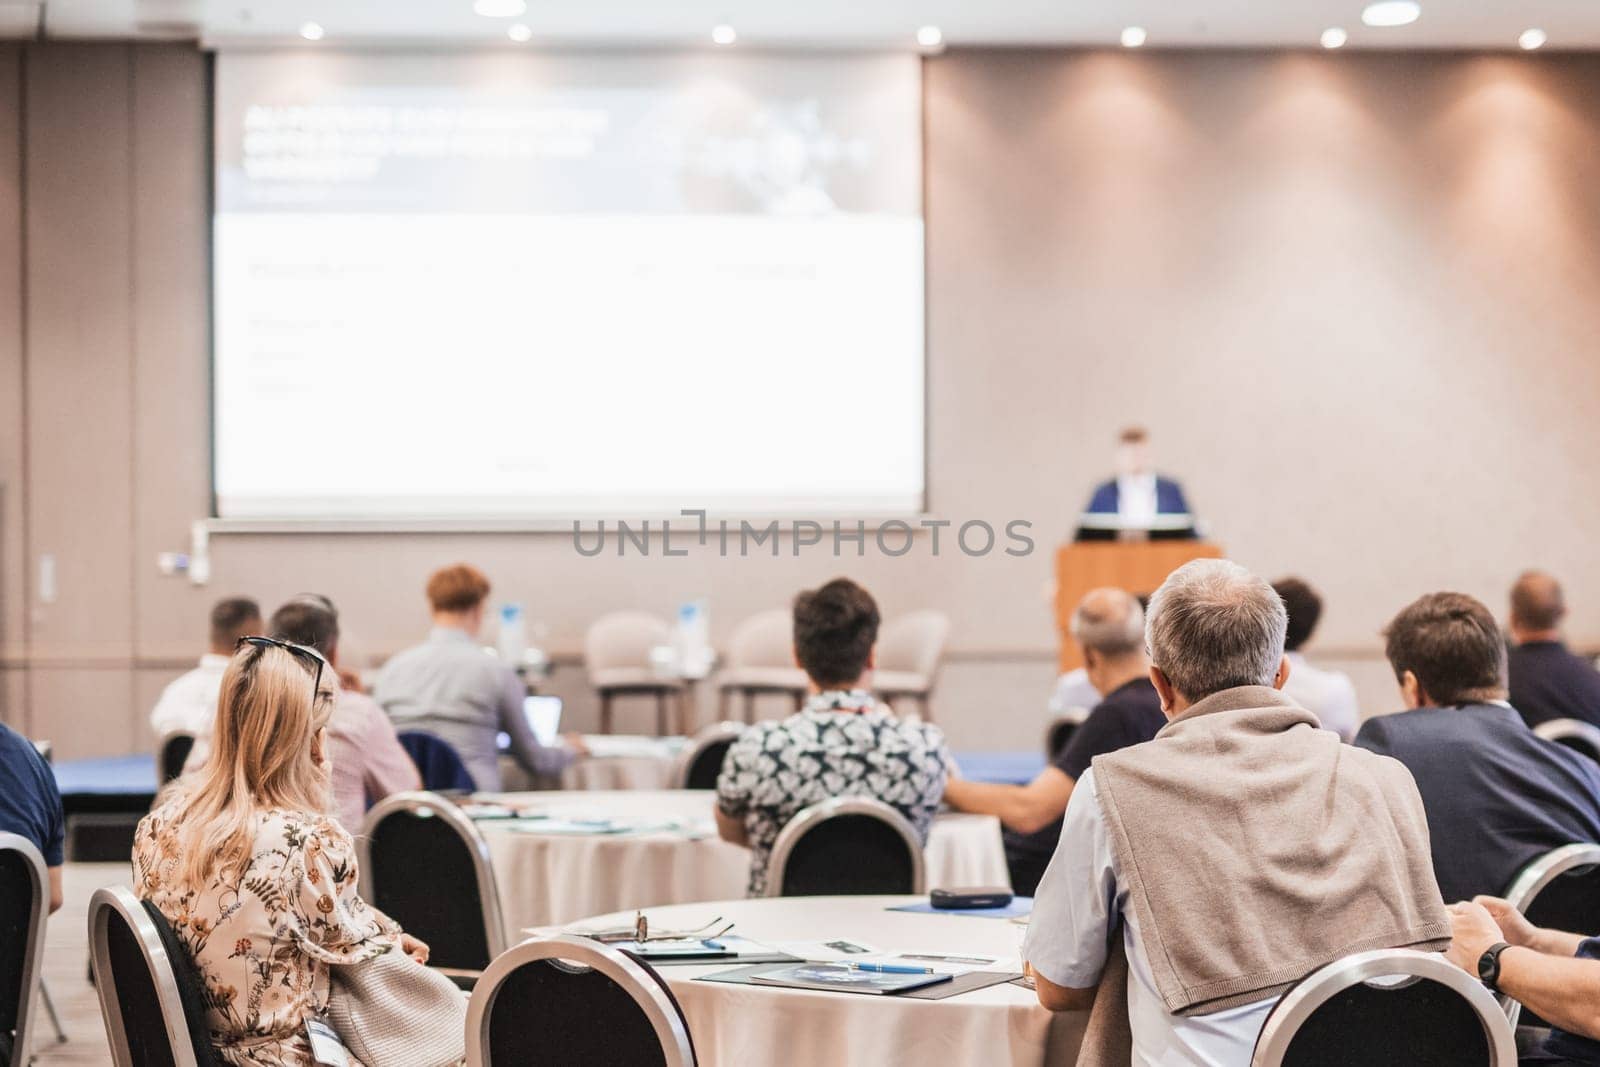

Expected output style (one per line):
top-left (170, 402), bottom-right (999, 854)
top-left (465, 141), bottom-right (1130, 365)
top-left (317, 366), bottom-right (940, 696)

top-left (4, 45), bottom-right (1600, 756)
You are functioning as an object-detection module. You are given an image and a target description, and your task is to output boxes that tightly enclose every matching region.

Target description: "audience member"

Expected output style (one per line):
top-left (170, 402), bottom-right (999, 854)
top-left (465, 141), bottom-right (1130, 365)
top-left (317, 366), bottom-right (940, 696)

top-left (0, 721), bottom-right (64, 913)
top-left (716, 578), bottom-right (948, 895)
top-left (1273, 576), bottom-right (1361, 740)
top-left (148, 596), bottom-right (261, 738)
top-left (373, 564), bottom-right (581, 791)
top-left (1508, 570), bottom-right (1600, 729)
top-left (1447, 897), bottom-right (1600, 1065)
top-left (1025, 559), bottom-right (1448, 1062)
top-left (270, 594), bottom-right (421, 833)
top-left (944, 588), bottom-right (1163, 895)
top-left (135, 639), bottom-right (460, 1065)
top-left (1355, 592), bottom-right (1600, 901)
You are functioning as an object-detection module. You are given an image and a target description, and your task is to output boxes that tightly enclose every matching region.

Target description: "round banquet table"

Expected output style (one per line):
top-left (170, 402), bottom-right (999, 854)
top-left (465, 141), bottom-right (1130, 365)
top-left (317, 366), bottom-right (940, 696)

top-left (563, 896), bottom-right (1086, 1067)
top-left (478, 790), bottom-right (1010, 934)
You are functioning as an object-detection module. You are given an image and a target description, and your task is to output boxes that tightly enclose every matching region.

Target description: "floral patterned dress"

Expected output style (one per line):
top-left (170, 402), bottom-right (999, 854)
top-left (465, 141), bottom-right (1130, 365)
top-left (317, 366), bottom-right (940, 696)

top-left (134, 800), bottom-right (402, 1067)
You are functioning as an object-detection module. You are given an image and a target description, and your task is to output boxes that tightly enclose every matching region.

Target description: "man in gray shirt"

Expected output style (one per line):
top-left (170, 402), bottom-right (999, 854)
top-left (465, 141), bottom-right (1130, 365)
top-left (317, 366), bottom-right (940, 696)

top-left (374, 563), bottom-right (582, 791)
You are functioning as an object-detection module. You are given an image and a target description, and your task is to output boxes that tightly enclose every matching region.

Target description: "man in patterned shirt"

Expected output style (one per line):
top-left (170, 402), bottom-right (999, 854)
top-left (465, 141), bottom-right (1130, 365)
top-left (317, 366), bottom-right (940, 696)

top-left (715, 578), bottom-right (949, 895)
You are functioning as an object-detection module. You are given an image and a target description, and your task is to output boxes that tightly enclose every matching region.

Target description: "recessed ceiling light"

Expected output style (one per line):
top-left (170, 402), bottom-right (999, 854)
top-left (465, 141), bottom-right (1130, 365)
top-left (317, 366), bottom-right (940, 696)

top-left (1121, 26), bottom-right (1147, 48)
top-left (507, 23), bottom-right (532, 42)
top-left (1321, 27), bottom-right (1348, 49)
top-left (1361, 1), bottom-right (1421, 28)
top-left (298, 20), bottom-right (324, 40)
top-left (1519, 28), bottom-right (1547, 51)
top-left (473, 0), bottom-right (527, 16)
top-left (917, 25), bottom-right (943, 49)
top-left (711, 23), bottom-right (736, 45)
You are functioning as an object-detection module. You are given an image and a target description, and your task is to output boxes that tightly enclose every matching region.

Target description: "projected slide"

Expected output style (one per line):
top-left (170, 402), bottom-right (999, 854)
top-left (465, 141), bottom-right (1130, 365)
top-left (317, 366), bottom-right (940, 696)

top-left (213, 51), bottom-right (924, 520)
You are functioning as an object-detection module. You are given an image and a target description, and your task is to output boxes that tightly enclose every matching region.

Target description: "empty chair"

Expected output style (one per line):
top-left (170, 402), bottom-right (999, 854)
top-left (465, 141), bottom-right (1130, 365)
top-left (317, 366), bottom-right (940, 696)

top-left (870, 611), bottom-right (950, 721)
top-left (1501, 842), bottom-right (1600, 1028)
top-left (0, 834), bottom-right (47, 1067)
top-left (1251, 947), bottom-right (1516, 1066)
top-left (674, 722), bottom-right (745, 790)
top-left (157, 731), bottom-right (196, 784)
top-left (466, 934), bottom-right (694, 1066)
top-left (764, 797), bottom-right (926, 897)
top-left (714, 610), bottom-right (808, 724)
top-left (88, 885), bottom-right (222, 1067)
top-left (586, 612), bottom-right (687, 736)
top-left (1534, 718), bottom-right (1600, 764)
top-left (397, 730), bottom-right (478, 792)
top-left (359, 791), bottom-right (506, 986)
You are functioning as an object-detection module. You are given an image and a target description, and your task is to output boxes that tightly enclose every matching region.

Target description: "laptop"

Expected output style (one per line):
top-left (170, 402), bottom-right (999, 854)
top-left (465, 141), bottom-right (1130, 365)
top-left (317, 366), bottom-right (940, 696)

top-left (497, 695), bottom-right (563, 751)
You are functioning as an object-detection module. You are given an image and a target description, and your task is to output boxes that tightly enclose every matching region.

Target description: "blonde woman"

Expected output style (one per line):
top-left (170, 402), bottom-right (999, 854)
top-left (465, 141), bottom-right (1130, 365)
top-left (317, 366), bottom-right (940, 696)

top-left (135, 637), bottom-right (431, 1066)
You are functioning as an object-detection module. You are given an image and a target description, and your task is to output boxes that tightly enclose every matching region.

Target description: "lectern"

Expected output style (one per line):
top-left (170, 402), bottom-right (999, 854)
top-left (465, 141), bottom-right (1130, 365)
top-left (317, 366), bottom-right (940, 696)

top-left (1055, 541), bottom-right (1224, 671)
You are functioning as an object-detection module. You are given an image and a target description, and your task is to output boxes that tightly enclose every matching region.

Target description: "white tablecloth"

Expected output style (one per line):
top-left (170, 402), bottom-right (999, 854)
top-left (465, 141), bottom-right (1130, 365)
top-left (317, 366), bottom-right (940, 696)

top-left (497, 735), bottom-right (683, 792)
top-left (564, 896), bottom-right (1085, 1067)
top-left (479, 791), bottom-right (1009, 933)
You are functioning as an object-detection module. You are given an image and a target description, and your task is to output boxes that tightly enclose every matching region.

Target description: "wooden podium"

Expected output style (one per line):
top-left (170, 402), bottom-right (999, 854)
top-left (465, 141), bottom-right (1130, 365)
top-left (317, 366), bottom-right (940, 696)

top-left (1055, 541), bottom-right (1224, 671)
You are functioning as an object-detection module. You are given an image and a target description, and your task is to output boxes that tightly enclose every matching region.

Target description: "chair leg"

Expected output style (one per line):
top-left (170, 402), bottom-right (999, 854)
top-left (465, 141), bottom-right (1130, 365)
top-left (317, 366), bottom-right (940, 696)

top-left (656, 691), bottom-right (668, 736)
top-left (742, 689), bottom-right (754, 725)
top-left (679, 689), bottom-right (693, 736)
top-left (919, 693), bottom-right (932, 723)
top-left (40, 979), bottom-right (67, 1043)
top-left (600, 691), bottom-right (614, 735)
top-left (718, 687), bottom-right (730, 723)
top-left (792, 690), bottom-right (804, 714)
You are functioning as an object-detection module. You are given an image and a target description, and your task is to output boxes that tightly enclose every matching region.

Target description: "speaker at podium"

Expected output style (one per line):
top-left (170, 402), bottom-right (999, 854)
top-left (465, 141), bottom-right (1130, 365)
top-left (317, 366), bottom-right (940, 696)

top-left (1054, 541), bottom-right (1225, 672)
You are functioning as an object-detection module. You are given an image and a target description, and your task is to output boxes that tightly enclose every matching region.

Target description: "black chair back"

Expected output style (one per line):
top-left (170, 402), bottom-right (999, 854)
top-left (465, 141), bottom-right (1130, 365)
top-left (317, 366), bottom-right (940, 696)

top-left (1503, 844), bottom-right (1600, 1029)
top-left (765, 797), bottom-right (926, 897)
top-left (397, 732), bottom-right (478, 793)
top-left (158, 733), bottom-right (196, 784)
top-left (467, 936), bottom-right (694, 1066)
top-left (139, 904), bottom-right (222, 1066)
top-left (359, 793), bottom-right (505, 975)
top-left (1251, 948), bottom-right (1515, 1066)
top-left (1046, 717), bottom-right (1079, 761)
top-left (89, 886), bottom-right (213, 1067)
top-left (1533, 719), bottom-right (1600, 764)
top-left (0, 836), bottom-right (46, 1067)
top-left (674, 723), bottom-right (744, 791)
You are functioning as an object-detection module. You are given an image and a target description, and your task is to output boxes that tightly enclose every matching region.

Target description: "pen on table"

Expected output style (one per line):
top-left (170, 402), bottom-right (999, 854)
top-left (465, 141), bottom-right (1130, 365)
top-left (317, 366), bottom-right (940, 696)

top-left (846, 962), bottom-right (935, 975)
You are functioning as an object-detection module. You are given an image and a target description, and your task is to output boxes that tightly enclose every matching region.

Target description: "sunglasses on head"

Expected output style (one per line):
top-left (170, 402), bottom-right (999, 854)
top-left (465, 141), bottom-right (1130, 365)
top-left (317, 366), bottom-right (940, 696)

top-left (236, 635), bottom-right (326, 698)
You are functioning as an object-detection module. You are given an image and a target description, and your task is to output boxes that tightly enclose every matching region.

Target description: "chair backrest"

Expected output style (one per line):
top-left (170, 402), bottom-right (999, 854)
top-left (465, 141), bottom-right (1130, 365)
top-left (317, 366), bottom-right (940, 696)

top-left (765, 797), bottom-right (926, 897)
top-left (88, 886), bottom-right (212, 1067)
top-left (359, 792), bottom-right (506, 973)
top-left (1502, 843), bottom-right (1600, 1027)
top-left (1045, 713), bottom-right (1086, 760)
top-left (724, 610), bottom-right (793, 670)
top-left (157, 732), bottom-right (196, 784)
top-left (1533, 719), bottom-right (1600, 763)
top-left (396, 731), bottom-right (478, 793)
top-left (0, 834), bottom-right (47, 1067)
top-left (585, 612), bottom-right (674, 677)
top-left (673, 722), bottom-right (745, 790)
top-left (466, 935), bottom-right (694, 1067)
top-left (1251, 948), bottom-right (1516, 1067)
top-left (874, 611), bottom-right (950, 679)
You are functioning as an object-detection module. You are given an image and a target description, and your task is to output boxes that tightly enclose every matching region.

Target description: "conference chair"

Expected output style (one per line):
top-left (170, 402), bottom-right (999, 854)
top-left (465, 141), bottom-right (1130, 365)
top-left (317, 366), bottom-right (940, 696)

top-left (1501, 842), bottom-right (1600, 1029)
top-left (396, 730), bottom-right (478, 792)
top-left (1250, 947), bottom-right (1516, 1066)
top-left (673, 722), bottom-right (745, 791)
top-left (1045, 708), bottom-right (1090, 761)
top-left (0, 834), bottom-right (48, 1067)
top-left (156, 730), bottom-right (196, 784)
top-left (764, 797), bottom-right (926, 897)
top-left (1532, 719), bottom-right (1600, 764)
top-left (359, 792), bottom-right (507, 989)
top-left (88, 885), bottom-right (222, 1067)
top-left (466, 935), bottom-right (695, 1067)
top-left (585, 612), bottom-right (687, 736)
top-left (713, 610), bottom-right (807, 724)
top-left (870, 611), bottom-right (950, 722)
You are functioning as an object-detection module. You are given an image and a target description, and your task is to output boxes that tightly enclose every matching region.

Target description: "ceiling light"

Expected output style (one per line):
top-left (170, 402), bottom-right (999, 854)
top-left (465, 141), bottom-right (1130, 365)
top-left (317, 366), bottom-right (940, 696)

top-left (1361, 2), bottom-right (1421, 28)
top-left (1518, 28), bottom-right (1547, 51)
top-left (298, 20), bottom-right (324, 40)
top-left (917, 25), bottom-right (943, 48)
top-left (711, 23), bottom-right (736, 45)
top-left (508, 23), bottom-right (532, 42)
top-left (473, 0), bottom-right (527, 16)
top-left (1320, 27), bottom-right (1348, 49)
top-left (1121, 26), bottom-right (1147, 48)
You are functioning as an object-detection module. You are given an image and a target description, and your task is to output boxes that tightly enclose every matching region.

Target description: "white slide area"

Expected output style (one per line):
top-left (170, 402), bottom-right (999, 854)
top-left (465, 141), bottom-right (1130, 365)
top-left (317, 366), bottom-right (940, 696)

top-left (212, 51), bottom-right (925, 520)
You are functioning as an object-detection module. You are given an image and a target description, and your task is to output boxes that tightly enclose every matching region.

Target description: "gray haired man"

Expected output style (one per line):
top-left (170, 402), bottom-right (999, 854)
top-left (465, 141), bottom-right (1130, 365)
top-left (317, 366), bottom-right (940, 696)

top-left (943, 587), bottom-right (1165, 895)
top-left (1023, 559), bottom-right (1449, 1064)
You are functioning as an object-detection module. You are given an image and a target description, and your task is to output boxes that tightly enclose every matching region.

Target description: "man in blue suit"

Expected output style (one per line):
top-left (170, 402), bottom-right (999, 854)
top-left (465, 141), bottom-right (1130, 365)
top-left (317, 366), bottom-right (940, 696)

top-left (1076, 426), bottom-right (1196, 541)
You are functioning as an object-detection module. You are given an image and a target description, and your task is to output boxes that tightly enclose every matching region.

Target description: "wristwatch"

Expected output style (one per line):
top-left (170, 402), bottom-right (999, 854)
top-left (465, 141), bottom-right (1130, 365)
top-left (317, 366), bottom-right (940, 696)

top-left (1477, 942), bottom-right (1513, 992)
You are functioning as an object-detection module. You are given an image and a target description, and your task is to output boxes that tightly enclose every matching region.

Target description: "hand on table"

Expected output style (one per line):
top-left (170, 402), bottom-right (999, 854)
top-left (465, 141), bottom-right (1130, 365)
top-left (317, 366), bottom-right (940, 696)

top-left (563, 733), bottom-right (590, 758)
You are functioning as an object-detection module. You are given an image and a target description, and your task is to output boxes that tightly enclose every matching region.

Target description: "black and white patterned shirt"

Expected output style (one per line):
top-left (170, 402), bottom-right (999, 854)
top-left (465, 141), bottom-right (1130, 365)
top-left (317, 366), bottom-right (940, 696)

top-left (715, 689), bottom-right (949, 895)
